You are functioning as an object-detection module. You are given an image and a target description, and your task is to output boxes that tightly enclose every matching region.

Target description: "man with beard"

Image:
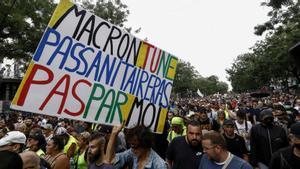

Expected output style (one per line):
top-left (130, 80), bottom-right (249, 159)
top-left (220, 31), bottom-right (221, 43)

top-left (250, 109), bottom-right (289, 169)
top-left (88, 132), bottom-right (113, 169)
top-left (166, 120), bottom-right (203, 169)
top-left (167, 116), bottom-right (185, 142)
top-left (198, 107), bottom-right (220, 132)
top-left (198, 131), bottom-right (252, 169)
top-left (269, 122), bottom-right (300, 169)
top-left (222, 120), bottom-right (249, 161)
top-left (24, 117), bottom-right (34, 137)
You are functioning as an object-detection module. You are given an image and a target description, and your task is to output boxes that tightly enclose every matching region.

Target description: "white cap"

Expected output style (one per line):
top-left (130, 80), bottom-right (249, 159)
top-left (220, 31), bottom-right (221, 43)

top-left (55, 127), bottom-right (67, 136)
top-left (187, 111), bottom-right (195, 117)
top-left (41, 123), bottom-right (53, 130)
top-left (0, 131), bottom-right (26, 146)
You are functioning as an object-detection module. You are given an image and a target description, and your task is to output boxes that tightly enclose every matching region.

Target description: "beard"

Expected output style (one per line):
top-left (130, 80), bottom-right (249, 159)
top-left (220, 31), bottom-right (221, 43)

top-left (88, 149), bottom-right (102, 163)
top-left (188, 138), bottom-right (200, 147)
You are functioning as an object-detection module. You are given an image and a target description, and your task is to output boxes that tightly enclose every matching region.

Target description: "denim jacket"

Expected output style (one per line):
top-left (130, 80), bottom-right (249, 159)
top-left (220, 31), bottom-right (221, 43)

top-left (114, 148), bottom-right (168, 169)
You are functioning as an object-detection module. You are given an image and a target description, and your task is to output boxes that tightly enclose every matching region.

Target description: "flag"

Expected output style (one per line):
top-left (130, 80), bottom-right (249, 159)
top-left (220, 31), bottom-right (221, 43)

top-left (197, 89), bottom-right (204, 97)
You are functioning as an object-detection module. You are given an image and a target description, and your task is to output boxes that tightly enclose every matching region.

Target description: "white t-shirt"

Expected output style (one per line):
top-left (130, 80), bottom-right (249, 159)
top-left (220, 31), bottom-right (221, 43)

top-left (235, 120), bottom-right (252, 151)
top-left (207, 109), bottom-right (218, 120)
top-left (234, 120), bottom-right (252, 135)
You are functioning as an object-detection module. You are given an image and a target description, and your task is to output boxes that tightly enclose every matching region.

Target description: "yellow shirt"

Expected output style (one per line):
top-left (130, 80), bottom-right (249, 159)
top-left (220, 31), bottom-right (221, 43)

top-left (76, 150), bottom-right (88, 169)
top-left (63, 135), bottom-right (79, 157)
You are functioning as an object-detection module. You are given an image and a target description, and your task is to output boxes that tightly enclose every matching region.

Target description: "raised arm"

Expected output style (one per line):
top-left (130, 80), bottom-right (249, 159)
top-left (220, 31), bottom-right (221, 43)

top-left (106, 124), bottom-right (123, 163)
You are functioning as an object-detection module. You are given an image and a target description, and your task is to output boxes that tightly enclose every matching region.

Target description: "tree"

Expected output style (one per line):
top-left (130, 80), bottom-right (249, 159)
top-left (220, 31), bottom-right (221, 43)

top-left (173, 60), bottom-right (228, 96)
top-left (227, 1), bottom-right (300, 92)
top-left (0, 0), bottom-right (132, 65)
top-left (82, 0), bottom-right (128, 26)
top-left (262, 0), bottom-right (294, 9)
top-left (172, 60), bottom-right (198, 94)
top-left (0, 0), bottom-right (55, 63)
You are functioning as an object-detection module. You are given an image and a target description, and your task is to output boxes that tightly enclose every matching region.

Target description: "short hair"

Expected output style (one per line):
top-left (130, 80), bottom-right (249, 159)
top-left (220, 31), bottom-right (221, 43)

top-left (19, 151), bottom-right (40, 168)
top-left (273, 104), bottom-right (286, 112)
top-left (187, 120), bottom-right (200, 127)
top-left (29, 128), bottom-right (46, 148)
top-left (0, 150), bottom-right (23, 169)
top-left (50, 136), bottom-right (64, 151)
top-left (25, 117), bottom-right (34, 121)
top-left (126, 125), bottom-right (153, 149)
top-left (202, 131), bottom-right (227, 149)
top-left (89, 132), bottom-right (106, 144)
top-left (236, 109), bottom-right (246, 119)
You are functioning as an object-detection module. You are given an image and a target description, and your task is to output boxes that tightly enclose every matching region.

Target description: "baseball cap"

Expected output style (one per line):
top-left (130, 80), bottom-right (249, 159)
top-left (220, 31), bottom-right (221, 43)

top-left (41, 123), bottom-right (53, 130)
top-left (54, 127), bottom-right (68, 136)
top-left (290, 123), bottom-right (300, 139)
top-left (223, 119), bottom-right (235, 126)
top-left (0, 131), bottom-right (26, 147)
top-left (28, 132), bottom-right (46, 148)
top-left (260, 109), bottom-right (273, 120)
top-left (171, 117), bottom-right (184, 126)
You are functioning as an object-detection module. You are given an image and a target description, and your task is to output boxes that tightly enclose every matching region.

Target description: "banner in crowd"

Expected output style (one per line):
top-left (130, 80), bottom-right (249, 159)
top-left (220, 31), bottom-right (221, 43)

top-left (10, 0), bottom-right (178, 133)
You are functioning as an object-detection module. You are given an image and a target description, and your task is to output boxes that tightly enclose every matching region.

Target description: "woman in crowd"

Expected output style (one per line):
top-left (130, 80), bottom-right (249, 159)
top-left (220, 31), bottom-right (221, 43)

top-left (26, 128), bottom-right (47, 157)
top-left (54, 126), bottom-right (79, 159)
top-left (75, 131), bottom-right (90, 169)
top-left (216, 110), bottom-right (226, 131)
top-left (44, 136), bottom-right (70, 169)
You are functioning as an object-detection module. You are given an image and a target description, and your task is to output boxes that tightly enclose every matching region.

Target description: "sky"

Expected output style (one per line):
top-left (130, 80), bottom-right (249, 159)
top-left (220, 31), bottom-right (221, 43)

top-left (2, 0), bottom-right (271, 89)
top-left (124, 0), bottom-right (271, 88)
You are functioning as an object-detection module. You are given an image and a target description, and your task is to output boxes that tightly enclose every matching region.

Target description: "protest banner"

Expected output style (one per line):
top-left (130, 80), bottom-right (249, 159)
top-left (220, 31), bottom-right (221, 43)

top-left (10, 0), bottom-right (178, 133)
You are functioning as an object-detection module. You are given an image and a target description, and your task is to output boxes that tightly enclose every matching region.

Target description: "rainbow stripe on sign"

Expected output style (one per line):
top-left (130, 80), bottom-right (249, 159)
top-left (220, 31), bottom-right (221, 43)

top-left (10, 0), bottom-right (177, 133)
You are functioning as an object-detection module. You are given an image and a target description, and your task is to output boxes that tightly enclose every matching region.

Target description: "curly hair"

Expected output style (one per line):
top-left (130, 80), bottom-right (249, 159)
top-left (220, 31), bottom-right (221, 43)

top-left (126, 125), bottom-right (153, 149)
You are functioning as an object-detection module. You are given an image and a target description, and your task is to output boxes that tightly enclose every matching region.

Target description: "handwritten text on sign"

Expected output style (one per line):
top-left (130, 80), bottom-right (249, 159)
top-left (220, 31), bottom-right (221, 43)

top-left (11, 0), bottom-right (177, 133)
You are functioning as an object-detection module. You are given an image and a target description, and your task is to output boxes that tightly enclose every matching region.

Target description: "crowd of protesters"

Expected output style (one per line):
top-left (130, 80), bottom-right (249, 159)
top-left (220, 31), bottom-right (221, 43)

top-left (0, 91), bottom-right (300, 169)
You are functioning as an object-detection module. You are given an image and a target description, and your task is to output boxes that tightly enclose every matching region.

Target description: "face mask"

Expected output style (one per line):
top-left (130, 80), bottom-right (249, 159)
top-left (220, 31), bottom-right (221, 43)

top-left (263, 117), bottom-right (274, 126)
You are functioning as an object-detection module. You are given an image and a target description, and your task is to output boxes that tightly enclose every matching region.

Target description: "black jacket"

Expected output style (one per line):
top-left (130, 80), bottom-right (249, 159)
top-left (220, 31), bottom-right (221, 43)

top-left (269, 146), bottom-right (300, 169)
top-left (250, 123), bottom-right (289, 167)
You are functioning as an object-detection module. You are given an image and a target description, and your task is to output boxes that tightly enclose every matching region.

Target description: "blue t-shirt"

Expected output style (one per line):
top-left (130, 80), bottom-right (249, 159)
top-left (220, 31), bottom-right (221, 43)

top-left (199, 154), bottom-right (253, 169)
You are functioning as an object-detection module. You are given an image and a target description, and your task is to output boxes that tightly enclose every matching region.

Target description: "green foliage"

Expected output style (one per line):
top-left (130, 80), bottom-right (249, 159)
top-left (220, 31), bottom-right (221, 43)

top-left (81, 0), bottom-right (129, 27)
top-left (0, 0), bottom-right (131, 63)
top-left (173, 60), bottom-right (228, 96)
top-left (262, 0), bottom-right (294, 9)
top-left (0, 0), bottom-right (226, 95)
top-left (227, 1), bottom-right (300, 92)
top-left (0, 0), bottom-right (55, 62)
top-left (172, 60), bottom-right (198, 93)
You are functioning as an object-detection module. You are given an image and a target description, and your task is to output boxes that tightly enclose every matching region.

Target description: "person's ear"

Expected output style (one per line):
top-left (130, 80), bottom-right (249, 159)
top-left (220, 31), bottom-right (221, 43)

top-left (12, 144), bottom-right (21, 152)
